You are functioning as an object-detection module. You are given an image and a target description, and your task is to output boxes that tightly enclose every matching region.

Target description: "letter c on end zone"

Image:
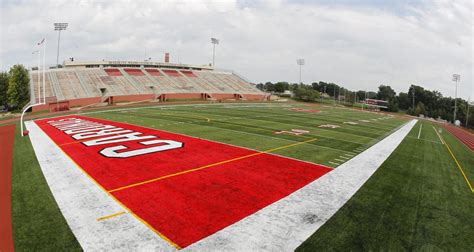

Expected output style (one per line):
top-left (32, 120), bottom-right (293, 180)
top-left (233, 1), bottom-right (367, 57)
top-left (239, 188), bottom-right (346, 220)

top-left (99, 140), bottom-right (183, 158)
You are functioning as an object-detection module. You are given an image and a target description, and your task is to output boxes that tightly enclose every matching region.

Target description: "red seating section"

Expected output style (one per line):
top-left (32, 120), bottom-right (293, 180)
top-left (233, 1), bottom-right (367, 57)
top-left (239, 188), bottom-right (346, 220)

top-left (104, 68), bottom-right (122, 76)
top-left (124, 68), bottom-right (145, 76)
top-left (162, 69), bottom-right (181, 77)
top-left (145, 69), bottom-right (161, 76)
top-left (181, 70), bottom-right (196, 78)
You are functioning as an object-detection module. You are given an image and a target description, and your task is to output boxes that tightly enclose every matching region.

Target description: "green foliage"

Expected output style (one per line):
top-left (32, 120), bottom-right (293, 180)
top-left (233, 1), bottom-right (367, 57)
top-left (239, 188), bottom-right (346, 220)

top-left (273, 82), bottom-right (290, 93)
top-left (377, 85), bottom-right (396, 101)
top-left (0, 71), bottom-right (9, 106)
top-left (293, 85), bottom-right (320, 101)
top-left (7, 65), bottom-right (30, 108)
top-left (264, 82), bottom-right (274, 92)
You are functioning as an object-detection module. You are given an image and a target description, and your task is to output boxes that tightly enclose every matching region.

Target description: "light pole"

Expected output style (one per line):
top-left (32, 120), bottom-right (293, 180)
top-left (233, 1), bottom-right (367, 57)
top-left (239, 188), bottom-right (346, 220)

top-left (211, 37), bottom-right (219, 68)
top-left (54, 22), bottom-right (68, 68)
top-left (452, 74), bottom-right (460, 123)
top-left (296, 59), bottom-right (305, 84)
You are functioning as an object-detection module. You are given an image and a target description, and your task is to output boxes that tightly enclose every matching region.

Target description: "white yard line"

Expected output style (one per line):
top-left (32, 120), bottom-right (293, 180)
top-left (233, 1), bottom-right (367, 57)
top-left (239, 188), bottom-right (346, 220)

top-left (417, 123), bottom-right (423, 139)
top-left (25, 121), bottom-right (176, 251)
top-left (185, 119), bottom-right (417, 251)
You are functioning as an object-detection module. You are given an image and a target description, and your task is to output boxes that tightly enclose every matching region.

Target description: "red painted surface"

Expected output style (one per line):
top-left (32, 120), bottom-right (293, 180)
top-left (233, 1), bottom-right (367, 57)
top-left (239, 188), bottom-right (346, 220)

top-left (104, 68), bottom-right (122, 76)
top-left (145, 69), bottom-right (161, 76)
top-left (444, 124), bottom-right (474, 151)
top-left (124, 68), bottom-right (145, 76)
top-left (162, 69), bottom-right (181, 77)
top-left (0, 124), bottom-right (15, 252)
top-left (180, 70), bottom-right (196, 78)
top-left (162, 93), bottom-right (203, 100)
top-left (35, 115), bottom-right (331, 248)
top-left (210, 93), bottom-right (235, 100)
top-left (112, 94), bottom-right (155, 103)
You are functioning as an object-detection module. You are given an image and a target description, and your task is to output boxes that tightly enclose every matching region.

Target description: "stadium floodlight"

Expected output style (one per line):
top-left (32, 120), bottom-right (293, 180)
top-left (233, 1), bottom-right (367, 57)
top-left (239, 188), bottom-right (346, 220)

top-left (452, 74), bottom-right (460, 123)
top-left (211, 38), bottom-right (219, 67)
top-left (54, 22), bottom-right (68, 67)
top-left (296, 59), bottom-right (305, 84)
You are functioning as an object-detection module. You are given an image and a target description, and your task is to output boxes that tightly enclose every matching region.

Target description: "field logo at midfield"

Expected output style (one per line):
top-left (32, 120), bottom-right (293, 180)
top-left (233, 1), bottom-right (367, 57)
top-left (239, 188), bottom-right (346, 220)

top-left (319, 124), bottom-right (340, 129)
top-left (48, 118), bottom-right (183, 158)
top-left (274, 129), bottom-right (310, 136)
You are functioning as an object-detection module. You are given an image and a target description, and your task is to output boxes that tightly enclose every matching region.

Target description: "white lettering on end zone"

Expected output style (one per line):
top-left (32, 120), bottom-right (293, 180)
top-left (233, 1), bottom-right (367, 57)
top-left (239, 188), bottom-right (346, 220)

top-left (48, 117), bottom-right (183, 158)
top-left (100, 140), bottom-right (183, 158)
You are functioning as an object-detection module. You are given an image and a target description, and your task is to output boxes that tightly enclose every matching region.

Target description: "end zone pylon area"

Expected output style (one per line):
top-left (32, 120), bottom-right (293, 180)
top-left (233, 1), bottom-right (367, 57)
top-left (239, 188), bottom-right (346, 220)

top-left (34, 115), bottom-right (332, 248)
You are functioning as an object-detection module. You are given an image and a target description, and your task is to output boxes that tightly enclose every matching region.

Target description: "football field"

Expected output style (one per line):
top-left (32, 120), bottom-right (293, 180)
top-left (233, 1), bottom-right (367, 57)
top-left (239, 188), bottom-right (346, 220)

top-left (9, 102), bottom-right (473, 250)
top-left (83, 103), bottom-right (406, 168)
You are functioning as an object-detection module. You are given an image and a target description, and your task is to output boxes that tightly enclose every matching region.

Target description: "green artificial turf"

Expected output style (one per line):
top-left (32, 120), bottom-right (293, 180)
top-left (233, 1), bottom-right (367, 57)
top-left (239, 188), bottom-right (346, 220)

top-left (10, 122), bottom-right (81, 251)
top-left (297, 121), bottom-right (474, 251)
top-left (85, 103), bottom-right (405, 167)
top-left (13, 102), bottom-right (473, 250)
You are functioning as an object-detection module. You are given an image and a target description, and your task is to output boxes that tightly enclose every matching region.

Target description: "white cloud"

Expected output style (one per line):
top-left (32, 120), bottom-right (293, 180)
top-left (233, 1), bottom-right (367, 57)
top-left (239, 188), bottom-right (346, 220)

top-left (0, 0), bottom-right (472, 99)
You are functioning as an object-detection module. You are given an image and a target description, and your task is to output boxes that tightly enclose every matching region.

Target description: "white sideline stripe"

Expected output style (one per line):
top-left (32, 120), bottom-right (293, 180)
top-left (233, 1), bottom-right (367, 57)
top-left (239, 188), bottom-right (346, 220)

top-left (328, 161), bottom-right (340, 166)
top-left (417, 123), bottom-right (423, 139)
top-left (334, 158), bottom-right (345, 162)
top-left (185, 119), bottom-right (417, 251)
top-left (25, 121), bottom-right (175, 251)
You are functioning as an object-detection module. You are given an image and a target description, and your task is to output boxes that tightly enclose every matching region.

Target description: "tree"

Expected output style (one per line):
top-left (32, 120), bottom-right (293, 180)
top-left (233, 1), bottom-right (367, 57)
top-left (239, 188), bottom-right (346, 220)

top-left (255, 83), bottom-right (264, 91)
top-left (7, 64), bottom-right (30, 109)
top-left (397, 92), bottom-right (410, 110)
top-left (0, 72), bottom-right (9, 107)
top-left (263, 82), bottom-right (274, 92)
top-left (377, 85), bottom-right (396, 101)
top-left (274, 82), bottom-right (289, 93)
top-left (293, 85), bottom-right (320, 101)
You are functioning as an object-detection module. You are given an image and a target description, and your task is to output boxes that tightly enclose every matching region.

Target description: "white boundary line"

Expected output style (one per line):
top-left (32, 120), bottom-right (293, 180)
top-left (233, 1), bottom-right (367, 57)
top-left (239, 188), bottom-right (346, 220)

top-left (25, 121), bottom-right (176, 251)
top-left (185, 119), bottom-right (417, 251)
top-left (417, 123), bottom-right (423, 139)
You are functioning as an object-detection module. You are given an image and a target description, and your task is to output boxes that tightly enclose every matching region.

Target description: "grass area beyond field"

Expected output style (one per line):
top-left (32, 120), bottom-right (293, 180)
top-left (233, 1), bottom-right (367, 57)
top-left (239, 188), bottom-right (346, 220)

top-left (297, 120), bottom-right (474, 251)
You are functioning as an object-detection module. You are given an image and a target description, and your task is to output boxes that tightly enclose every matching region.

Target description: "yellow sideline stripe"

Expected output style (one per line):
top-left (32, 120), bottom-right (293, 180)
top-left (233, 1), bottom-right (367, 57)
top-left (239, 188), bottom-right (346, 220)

top-left (41, 130), bottom-right (181, 249)
top-left (433, 126), bottom-right (474, 193)
top-left (97, 211), bottom-right (126, 221)
top-left (432, 126), bottom-right (445, 145)
top-left (108, 138), bottom-right (318, 193)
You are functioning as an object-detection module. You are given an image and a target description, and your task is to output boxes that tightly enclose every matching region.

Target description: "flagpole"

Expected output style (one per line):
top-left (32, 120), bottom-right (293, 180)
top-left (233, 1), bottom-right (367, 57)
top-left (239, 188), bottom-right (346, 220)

top-left (37, 50), bottom-right (41, 104)
top-left (43, 39), bottom-right (46, 104)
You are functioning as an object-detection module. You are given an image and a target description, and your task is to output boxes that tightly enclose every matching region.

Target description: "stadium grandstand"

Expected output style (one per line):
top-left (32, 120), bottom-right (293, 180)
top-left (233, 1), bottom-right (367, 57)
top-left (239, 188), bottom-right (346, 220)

top-left (29, 59), bottom-right (266, 112)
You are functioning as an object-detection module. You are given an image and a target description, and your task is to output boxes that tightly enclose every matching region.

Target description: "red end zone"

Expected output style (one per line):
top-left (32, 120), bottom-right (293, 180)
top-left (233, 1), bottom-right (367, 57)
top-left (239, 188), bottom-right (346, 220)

top-left (35, 115), bottom-right (332, 248)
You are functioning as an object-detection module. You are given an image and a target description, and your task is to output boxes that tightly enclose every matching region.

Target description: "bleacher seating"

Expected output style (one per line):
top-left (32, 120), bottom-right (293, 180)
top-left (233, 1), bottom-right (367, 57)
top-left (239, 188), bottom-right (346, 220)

top-left (30, 67), bottom-right (264, 103)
